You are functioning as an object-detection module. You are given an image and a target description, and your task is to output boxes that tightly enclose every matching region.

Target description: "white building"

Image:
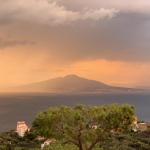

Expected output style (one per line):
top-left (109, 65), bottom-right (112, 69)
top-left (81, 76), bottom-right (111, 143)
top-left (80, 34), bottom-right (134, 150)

top-left (132, 116), bottom-right (138, 132)
top-left (16, 121), bottom-right (29, 137)
top-left (132, 117), bottom-right (148, 132)
top-left (137, 123), bottom-right (148, 132)
top-left (41, 139), bottom-right (56, 149)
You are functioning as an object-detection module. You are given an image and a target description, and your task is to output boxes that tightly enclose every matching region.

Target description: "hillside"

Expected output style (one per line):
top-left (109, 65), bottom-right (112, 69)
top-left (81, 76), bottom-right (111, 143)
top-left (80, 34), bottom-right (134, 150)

top-left (12, 74), bottom-right (133, 93)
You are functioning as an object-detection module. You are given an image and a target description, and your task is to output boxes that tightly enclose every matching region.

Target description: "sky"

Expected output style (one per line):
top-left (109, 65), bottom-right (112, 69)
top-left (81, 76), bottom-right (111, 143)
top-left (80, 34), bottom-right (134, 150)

top-left (0, 0), bottom-right (150, 88)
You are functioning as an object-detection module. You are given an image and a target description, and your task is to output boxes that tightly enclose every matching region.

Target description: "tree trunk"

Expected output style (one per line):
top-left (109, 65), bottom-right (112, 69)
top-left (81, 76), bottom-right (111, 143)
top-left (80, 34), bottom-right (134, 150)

top-left (78, 145), bottom-right (84, 150)
top-left (77, 127), bottom-right (84, 150)
top-left (78, 137), bottom-right (84, 150)
top-left (86, 138), bottom-right (100, 150)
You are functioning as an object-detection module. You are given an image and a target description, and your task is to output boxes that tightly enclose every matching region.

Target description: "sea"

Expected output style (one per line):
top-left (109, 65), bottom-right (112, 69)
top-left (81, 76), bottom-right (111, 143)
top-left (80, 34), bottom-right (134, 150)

top-left (0, 92), bottom-right (150, 132)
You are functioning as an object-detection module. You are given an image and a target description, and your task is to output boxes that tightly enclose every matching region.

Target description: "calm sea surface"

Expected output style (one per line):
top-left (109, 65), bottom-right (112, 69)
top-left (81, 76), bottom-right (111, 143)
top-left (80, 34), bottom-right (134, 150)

top-left (0, 92), bottom-right (150, 132)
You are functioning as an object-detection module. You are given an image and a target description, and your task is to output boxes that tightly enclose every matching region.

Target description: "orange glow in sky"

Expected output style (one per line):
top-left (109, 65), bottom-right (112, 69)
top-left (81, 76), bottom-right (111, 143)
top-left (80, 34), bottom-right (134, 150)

top-left (1, 0), bottom-right (150, 89)
top-left (0, 48), bottom-right (150, 88)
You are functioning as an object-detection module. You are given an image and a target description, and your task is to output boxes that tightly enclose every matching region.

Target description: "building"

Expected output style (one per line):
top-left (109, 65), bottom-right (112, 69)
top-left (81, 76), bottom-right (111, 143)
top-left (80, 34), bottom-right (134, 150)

top-left (138, 123), bottom-right (148, 132)
top-left (16, 121), bottom-right (29, 137)
top-left (132, 116), bottom-right (148, 132)
top-left (36, 136), bottom-right (45, 141)
top-left (132, 116), bottom-right (138, 132)
top-left (41, 139), bottom-right (56, 149)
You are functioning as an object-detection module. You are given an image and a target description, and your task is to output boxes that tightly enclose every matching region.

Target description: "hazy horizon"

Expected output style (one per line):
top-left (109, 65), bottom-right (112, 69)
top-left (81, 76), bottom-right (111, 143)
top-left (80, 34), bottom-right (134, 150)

top-left (0, 0), bottom-right (150, 89)
top-left (0, 74), bottom-right (149, 94)
top-left (1, 74), bottom-right (149, 89)
top-left (0, 74), bottom-right (139, 88)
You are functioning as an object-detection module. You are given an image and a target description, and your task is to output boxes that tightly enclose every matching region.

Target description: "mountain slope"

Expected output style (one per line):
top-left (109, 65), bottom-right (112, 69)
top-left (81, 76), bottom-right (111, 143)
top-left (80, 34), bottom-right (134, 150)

top-left (13, 74), bottom-right (133, 93)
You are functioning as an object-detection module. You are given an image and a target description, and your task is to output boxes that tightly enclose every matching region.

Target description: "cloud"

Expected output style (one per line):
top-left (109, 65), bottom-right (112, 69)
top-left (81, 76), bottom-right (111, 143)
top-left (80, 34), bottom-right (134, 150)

top-left (0, 0), bottom-right (150, 87)
top-left (0, 0), bottom-right (118, 25)
top-left (80, 8), bottom-right (118, 20)
top-left (60, 0), bottom-right (150, 14)
top-left (0, 0), bottom-right (150, 63)
top-left (0, 38), bottom-right (34, 49)
top-left (29, 12), bottom-right (149, 63)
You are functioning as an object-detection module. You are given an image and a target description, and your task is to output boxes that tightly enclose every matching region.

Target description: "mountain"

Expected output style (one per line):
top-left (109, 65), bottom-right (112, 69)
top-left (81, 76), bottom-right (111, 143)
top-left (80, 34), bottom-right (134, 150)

top-left (12, 74), bottom-right (135, 93)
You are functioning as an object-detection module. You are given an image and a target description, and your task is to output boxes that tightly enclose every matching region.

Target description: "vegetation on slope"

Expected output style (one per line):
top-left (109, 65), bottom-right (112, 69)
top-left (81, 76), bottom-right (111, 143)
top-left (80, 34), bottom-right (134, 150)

top-left (0, 104), bottom-right (150, 150)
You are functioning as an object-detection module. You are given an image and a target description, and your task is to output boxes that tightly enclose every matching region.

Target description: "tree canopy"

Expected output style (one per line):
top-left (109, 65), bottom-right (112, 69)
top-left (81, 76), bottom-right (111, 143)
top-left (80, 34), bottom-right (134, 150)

top-left (32, 104), bottom-right (135, 150)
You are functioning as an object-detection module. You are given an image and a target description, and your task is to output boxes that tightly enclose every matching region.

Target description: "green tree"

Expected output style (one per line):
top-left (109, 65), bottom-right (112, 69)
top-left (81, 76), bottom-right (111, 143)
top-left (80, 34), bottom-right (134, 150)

top-left (32, 104), bottom-right (134, 150)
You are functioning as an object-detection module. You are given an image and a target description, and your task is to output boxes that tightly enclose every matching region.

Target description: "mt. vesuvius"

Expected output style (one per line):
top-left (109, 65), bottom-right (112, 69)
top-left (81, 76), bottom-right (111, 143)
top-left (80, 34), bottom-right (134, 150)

top-left (11, 75), bottom-right (135, 93)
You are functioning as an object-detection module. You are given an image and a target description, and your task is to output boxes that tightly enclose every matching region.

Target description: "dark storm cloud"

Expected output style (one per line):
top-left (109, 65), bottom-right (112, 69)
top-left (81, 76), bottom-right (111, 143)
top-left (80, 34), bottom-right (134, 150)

top-left (0, 0), bottom-right (118, 25)
top-left (38, 12), bottom-right (150, 62)
top-left (58, 0), bottom-right (150, 13)
top-left (0, 0), bottom-right (150, 62)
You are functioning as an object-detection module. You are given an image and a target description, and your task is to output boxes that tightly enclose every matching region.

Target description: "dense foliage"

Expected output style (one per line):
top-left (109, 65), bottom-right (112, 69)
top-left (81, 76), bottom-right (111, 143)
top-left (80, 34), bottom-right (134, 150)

top-left (32, 104), bottom-right (134, 150)
top-left (1, 131), bottom-right (150, 150)
top-left (1, 104), bottom-right (150, 150)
